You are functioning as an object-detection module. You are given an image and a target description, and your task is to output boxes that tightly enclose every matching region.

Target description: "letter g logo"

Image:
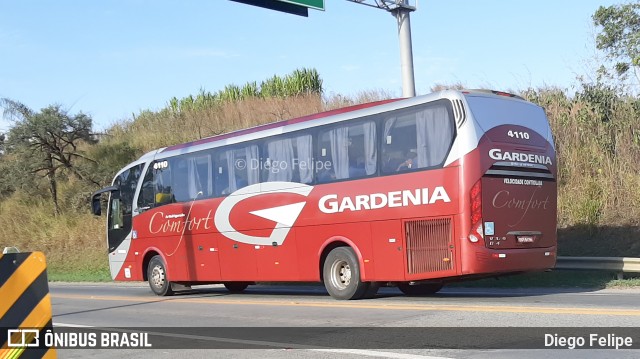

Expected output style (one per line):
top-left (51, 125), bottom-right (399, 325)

top-left (214, 182), bottom-right (314, 246)
top-left (489, 148), bottom-right (502, 160)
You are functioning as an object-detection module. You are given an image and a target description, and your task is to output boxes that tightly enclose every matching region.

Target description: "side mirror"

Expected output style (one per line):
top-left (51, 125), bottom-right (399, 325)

top-left (92, 196), bottom-right (102, 216)
top-left (2, 246), bottom-right (19, 254)
top-left (91, 185), bottom-right (119, 216)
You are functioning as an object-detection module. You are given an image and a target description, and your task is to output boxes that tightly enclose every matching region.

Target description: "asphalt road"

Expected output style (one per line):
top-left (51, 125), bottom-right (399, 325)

top-left (47, 283), bottom-right (640, 358)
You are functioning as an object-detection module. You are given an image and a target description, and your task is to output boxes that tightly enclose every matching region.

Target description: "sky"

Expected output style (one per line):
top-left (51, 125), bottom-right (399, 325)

top-left (0, 0), bottom-right (622, 133)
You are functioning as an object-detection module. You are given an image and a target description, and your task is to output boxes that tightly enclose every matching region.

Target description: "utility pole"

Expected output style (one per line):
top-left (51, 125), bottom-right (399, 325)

top-left (347, 0), bottom-right (417, 97)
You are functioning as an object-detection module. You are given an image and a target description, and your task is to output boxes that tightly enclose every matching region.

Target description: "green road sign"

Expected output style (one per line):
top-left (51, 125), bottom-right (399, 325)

top-left (279, 0), bottom-right (324, 11)
top-left (230, 0), bottom-right (324, 16)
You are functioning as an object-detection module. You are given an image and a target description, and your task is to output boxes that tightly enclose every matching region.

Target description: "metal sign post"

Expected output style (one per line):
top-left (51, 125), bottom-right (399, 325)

top-left (347, 0), bottom-right (417, 98)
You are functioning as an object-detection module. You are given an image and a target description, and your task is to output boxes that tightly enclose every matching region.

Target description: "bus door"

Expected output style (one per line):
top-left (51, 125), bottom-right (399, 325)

top-left (107, 164), bottom-right (143, 280)
top-left (137, 158), bottom-right (223, 282)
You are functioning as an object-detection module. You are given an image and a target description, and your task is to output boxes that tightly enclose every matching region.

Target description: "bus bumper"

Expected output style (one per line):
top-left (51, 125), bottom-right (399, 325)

top-left (461, 245), bottom-right (557, 275)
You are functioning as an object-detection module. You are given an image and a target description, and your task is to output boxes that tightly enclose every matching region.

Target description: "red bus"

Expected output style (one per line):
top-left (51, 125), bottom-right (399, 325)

top-left (92, 89), bottom-right (557, 300)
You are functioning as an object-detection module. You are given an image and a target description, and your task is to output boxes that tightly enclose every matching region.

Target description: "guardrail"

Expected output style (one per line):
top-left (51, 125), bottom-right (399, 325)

top-left (555, 256), bottom-right (640, 279)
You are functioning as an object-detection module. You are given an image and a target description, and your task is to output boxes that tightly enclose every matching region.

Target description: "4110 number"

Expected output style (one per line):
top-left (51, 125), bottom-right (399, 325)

top-left (508, 130), bottom-right (530, 139)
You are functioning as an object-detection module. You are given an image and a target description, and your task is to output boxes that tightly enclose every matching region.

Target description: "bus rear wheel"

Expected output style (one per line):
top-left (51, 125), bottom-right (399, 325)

top-left (224, 282), bottom-right (250, 293)
top-left (148, 255), bottom-right (174, 296)
top-left (398, 282), bottom-right (443, 296)
top-left (323, 247), bottom-right (369, 300)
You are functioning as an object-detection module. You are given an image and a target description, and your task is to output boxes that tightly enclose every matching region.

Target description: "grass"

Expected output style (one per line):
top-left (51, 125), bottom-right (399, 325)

top-left (47, 268), bottom-right (111, 282)
top-left (450, 270), bottom-right (638, 289)
top-left (606, 277), bottom-right (640, 288)
top-left (524, 87), bottom-right (640, 234)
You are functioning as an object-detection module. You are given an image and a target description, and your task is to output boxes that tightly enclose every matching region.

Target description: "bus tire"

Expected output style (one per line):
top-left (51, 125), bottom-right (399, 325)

top-left (147, 255), bottom-right (174, 296)
top-left (323, 247), bottom-right (368, 300)
top-left (398, 282), bottom-right (443, 296)
top-left (224, 282), bottom-right (249, 293)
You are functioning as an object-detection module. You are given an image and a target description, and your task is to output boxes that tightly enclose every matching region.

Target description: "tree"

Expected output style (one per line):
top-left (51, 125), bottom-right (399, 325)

top-left (593, 2), bottom-right (640, 85)
top-left (1, 99), bottom-right (98, 215)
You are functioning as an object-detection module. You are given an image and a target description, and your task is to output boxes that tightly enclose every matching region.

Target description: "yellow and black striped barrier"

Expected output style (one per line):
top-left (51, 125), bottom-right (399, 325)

top-left (0, 251), bottom-right (56, 358)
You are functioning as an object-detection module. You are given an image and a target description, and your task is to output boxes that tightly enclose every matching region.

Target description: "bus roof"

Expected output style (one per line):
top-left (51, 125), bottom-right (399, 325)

top-left (461, 89), bottom-right (525, 101)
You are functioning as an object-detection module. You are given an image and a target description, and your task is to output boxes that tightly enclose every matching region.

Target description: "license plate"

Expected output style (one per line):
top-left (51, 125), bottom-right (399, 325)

top-left (517, 236), bottom-right (535, 243)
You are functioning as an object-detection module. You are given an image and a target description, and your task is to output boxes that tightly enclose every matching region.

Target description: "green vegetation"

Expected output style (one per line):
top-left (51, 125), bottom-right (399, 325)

top-left (0, 100), bottom-right (98, 215)
top-left (167, 68), bottom-right (323, 113)
top-left (1, 3), bottom-right (640, 288)
top-left (593, 2), bottom-right (640, 83)
top-left (451, 271), bottom-right (639, 290)
top-left (520, 85), bottom-right (640, 257)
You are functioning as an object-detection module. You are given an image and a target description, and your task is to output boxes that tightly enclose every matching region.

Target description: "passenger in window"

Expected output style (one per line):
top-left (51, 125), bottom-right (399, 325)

top-left (214, 174), bottom-right (229, 196)
top-left (155, 186), bottom-right (174, 205)
top-left (383, 154), bottom-right (401, 173)
top-left (317, 167), bottom-right (336, 182)
top-left (220, 174), bottom-right (249, 195)
top-left (396, 151), bottom-right (418, 172)
top-left (235, 175), bottom-right (248, 189)
top-left (349, 156), bottom-right (367, 177)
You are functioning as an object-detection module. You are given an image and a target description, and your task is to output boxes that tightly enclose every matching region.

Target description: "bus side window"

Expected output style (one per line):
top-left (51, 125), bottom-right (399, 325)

top-left (171, 158), bottom-right (190, 202)
top-left (154, 163), bottom-right (174, 206)
top-left (213, 158), bottom-right (229, 197)
top-left (172, 155), bottom-right (209, 202)
top-left (263, 134), bottom-right (314, 184)
top-left (318, 121), bottom-right (376, 182)
top-left (194, 154), bottom-right (212, 198)
top-left (382, 104), bottom-right (453, 174)
top-left (215, 145), bottom-right (259, 195)
top-left (137, 165), bottom-right (155, 209)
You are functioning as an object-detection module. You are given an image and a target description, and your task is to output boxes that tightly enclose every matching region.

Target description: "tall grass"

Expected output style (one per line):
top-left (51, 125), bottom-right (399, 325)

top-left (167, 68), bottom-right (322, 113)
top-left (522, 86), bottom-right (640, 256)
top-left (323, 89), bottom-right (394, 110)
top-left (523, 87), bottom-right (640, 228)
top-left (0, 191), bottom-right (108, 280)
top-left (117, 94), bottom-right (324, 153)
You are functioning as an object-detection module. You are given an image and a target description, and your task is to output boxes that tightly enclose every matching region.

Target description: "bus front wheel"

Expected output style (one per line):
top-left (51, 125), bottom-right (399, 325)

top-left (398, 282), bottom-right (443, 296)
top-left (147, 255), bottom-right (174, 296)
top-left (323, 247), bottom-right (369, 300)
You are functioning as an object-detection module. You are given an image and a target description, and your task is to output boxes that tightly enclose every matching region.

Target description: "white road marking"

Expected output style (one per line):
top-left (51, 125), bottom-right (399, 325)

top-left (55, 322), bottom-right (94, 328)
top-left (311, 349), bottom-right (452, 358)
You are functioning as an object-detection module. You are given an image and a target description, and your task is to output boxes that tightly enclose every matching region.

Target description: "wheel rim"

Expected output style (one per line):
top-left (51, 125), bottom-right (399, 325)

top-left (151, 264), bottom-right (165, 288)
top-left (330, 259), bottom-right (351, 290)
